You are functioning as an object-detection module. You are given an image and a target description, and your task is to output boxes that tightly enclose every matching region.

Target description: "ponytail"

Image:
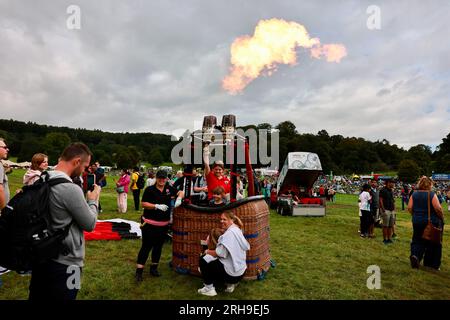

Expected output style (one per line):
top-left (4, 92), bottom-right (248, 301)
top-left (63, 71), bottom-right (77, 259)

top-left (223, 211), bottom-right (244, 229)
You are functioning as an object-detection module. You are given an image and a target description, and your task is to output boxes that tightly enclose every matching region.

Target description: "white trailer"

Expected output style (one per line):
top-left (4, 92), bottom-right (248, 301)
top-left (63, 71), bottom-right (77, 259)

top-left (276, 152), bottom-right (326, 217)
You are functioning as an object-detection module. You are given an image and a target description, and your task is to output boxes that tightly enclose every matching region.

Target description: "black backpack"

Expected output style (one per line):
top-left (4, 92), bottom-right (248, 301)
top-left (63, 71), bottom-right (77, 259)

top-left (136, 173), bottom-right (146, 190)
top-left (0, 172), bottom-right (72, 272)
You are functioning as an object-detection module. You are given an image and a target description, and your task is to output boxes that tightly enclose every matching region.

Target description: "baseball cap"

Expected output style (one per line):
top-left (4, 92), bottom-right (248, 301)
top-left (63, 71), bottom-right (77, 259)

top-left (156, 170), bottom-right (168, 179)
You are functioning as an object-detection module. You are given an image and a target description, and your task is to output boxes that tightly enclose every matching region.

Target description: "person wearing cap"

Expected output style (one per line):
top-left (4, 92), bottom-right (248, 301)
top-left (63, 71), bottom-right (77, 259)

top-left (203, 145), bottom-right (230, 200)
top-left (135, 169), bottom-right (184, 281)
top-left (379, 179), bottom-right (396, 244)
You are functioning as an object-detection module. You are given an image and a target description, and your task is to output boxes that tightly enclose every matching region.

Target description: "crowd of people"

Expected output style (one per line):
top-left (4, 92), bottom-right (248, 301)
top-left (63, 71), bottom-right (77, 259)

top-left (356, 176), bottom-right (446, 271)
top-left (0, 136), bottom-right (448, 299)
top-left (0, 139), bottom-right (251, 299)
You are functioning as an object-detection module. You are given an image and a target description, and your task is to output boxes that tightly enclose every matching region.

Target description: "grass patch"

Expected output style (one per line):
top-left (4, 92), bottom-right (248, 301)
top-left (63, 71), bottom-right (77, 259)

top-left (1, 169), bottom-right (449, 300)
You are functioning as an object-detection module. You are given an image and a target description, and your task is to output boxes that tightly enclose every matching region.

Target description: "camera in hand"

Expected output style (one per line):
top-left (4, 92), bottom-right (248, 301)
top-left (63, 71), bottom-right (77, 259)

top-left (87, 173), bottom-right (96, 192)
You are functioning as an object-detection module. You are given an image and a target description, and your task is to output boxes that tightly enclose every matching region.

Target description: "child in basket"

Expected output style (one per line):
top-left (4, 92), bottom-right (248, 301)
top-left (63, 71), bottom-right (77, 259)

top-left (209, 186), bottom-right (228, 207)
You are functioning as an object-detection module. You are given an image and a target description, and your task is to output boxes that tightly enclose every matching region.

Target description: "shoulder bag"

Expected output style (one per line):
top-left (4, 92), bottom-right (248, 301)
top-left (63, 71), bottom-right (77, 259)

top-left (422, 192), bottom-right (443, 244)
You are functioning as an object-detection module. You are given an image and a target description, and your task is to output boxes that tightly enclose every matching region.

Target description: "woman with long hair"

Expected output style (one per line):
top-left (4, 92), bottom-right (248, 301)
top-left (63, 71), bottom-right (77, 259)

top-left (23, 153), bottom-right (48, 186)
top-left (197, 211), bottom-right (250, 296)
top-left (408, 176), bottom-right (444, 270)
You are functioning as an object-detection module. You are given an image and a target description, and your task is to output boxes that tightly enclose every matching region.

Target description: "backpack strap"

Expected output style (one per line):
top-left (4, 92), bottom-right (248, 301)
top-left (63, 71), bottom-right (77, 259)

top-left (48, 178), bottom-right (73, 187)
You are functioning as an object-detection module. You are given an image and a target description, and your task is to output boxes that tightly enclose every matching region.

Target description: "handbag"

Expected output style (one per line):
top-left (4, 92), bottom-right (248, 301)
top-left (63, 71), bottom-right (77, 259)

top-left (422, 191), bottom-right (443, 244)
top-left (116, 186), bottom-right (125, 193)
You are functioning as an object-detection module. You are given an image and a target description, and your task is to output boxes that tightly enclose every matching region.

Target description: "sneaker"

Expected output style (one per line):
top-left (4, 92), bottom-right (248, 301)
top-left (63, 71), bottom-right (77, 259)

top-left (387, 239), bottom-right (394, 244)
top-left (198, 286), bottom-right (217, 296)
top-left (225, 283), bottom-right (238, 293)
top-left (383, 239), bottom-right (388, 245)
top-left (135, 272), bottom-right (143, 282)
top-left (360, 234), bottom-right (366, 238)
top-left (410, 255), bottom-right (420, 269)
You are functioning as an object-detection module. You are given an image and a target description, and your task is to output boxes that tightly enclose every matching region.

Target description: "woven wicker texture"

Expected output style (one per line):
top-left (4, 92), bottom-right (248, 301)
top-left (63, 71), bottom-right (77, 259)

top-left (172, 199), bottom-right (270, 280)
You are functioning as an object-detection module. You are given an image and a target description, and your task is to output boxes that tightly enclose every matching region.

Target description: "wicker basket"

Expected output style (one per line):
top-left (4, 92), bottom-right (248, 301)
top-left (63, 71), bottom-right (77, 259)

top-left (171, 196), bottom-right (271, 280)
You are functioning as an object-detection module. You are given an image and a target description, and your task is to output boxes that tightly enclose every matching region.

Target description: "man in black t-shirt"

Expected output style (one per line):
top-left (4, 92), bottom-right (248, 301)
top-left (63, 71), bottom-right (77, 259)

top-left (379, 179), bottom-right (396, 244)
top-left (135, 170), bottom-right (184, 281)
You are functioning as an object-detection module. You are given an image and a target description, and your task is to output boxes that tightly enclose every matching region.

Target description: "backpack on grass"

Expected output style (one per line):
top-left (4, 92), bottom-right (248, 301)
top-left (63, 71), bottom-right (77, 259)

top-left (0, 172), bottom-right (72, 272)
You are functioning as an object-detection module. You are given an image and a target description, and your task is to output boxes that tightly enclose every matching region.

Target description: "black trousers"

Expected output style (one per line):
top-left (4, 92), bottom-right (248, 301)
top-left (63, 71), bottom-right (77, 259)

top-left (411, 223), bottom-right (443, 269)
top-left (360, 210), bottom-right (371, 235)
top-left (29, 260), bottom-right (81, 301)
top-left (137, 224), bottom-right (168, 266)
top-left (133, 189), bottom-right (141, 210)
top-left (199, 256), bottom-right (243, 286)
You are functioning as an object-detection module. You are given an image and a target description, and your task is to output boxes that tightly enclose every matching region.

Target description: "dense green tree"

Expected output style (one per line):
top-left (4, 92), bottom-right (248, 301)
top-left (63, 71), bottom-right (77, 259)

top-left (398, 159), bottom-right (421, 183)
top-left (1, 119), bottom-right (447, 177)
top-left (406, 144), bottom-right (432, 175)
top-left (43, 132), bottom-right (72, 164)
top-left (17, 136), bottom-right (44, 163)
top-left (275, 121), bottom-right (297, 137)
top-left (149, 149), bottom-right (164, 166)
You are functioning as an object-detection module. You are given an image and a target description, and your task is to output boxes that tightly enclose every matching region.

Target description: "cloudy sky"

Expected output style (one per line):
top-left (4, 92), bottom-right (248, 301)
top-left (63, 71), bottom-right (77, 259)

top-left (1, 0), bottom-right (449, 149)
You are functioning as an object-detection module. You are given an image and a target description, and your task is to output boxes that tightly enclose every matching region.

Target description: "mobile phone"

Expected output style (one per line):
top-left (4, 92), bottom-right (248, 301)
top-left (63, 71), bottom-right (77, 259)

top-left (87, 174), bottom-right (96, 192)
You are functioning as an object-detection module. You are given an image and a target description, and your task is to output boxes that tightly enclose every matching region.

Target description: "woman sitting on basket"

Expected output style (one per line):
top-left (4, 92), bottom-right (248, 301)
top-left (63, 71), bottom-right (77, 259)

top-left (198, 211), bottom-right (250, 296)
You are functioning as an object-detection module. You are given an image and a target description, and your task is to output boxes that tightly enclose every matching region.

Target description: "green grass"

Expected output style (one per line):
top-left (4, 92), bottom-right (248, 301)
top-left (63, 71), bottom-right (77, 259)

top-left (1, 169), bottom-right (449, 300)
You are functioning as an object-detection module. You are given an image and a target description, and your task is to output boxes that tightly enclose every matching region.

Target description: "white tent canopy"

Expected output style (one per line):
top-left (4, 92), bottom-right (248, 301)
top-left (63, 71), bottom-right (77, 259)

top-left (1, 159), bottom-right (31, 168)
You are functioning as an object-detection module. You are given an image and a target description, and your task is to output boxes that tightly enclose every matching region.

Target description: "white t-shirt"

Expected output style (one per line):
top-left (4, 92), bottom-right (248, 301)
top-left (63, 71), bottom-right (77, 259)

top-left (359, 191), bottom-right (371, 214)
top-left (146, 178), bottom-right (156, 188)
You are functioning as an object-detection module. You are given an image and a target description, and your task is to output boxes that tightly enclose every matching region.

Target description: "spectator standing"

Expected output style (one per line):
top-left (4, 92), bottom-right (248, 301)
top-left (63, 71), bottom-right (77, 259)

top-left (359, 184), bottom-right (372, 238)
top-left (92, 162), bottom-right (106, 212)
top-left (447, 188), bottom-right (450, 212)
top-left (115, 169), bottom-right (130, 214)
top-left (369, 179), bottom-right (380, 235)
top-left (401, 184), bottom-right (409, 211)
top-left (379, 179), bottom-right (396, 244)
top-left (408, 176), bottom-right (444, 270)
top-left (0, 138), bottom-right (10, 275)
top-left (28, 143), bottom-right (100, 300)
top-left (146, 171), bottom-right (156, 188)
top-left (23, 153), bottom-right (49, 186)
top-left (0, 138), bottom-right (10, 211)
top-left (130, 167), bottom-right (141, 211)
top-left (135, 170), bottom-right (184, 281)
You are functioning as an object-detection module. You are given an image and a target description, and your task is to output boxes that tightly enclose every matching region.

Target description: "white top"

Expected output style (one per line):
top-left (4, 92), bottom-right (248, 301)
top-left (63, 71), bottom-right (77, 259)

top-left (146, 178), bottom-right (156, 187)
top-left (359, 191), bottom-right (371, 214)
top-left (216, 224), bottom-right (250, 277)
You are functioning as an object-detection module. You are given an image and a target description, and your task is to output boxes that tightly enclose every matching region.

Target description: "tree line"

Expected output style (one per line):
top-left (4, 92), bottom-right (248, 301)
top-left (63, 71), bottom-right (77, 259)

top-left (0, 119), bottom-right (448, 182)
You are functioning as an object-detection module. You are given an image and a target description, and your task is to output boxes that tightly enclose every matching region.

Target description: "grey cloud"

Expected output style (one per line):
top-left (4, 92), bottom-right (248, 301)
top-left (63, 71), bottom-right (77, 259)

top-left (377, 89), bottom-right (391, 97)
top-left (0, 0), bottom-right (449, 149)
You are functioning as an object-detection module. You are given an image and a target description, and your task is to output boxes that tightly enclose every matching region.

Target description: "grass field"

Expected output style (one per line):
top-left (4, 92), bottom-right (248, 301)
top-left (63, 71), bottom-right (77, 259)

top-left (1, 169), bottom-right (449, 300)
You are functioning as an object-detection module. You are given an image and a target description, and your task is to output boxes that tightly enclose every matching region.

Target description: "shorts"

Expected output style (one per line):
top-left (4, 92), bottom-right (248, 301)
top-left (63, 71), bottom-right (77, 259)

top-left (381, 210), bottom-right (395, 227)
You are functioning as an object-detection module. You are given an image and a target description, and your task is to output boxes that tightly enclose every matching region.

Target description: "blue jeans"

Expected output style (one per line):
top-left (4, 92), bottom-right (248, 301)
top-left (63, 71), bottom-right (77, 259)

top-left (411, 223), bottom-right (442, 269)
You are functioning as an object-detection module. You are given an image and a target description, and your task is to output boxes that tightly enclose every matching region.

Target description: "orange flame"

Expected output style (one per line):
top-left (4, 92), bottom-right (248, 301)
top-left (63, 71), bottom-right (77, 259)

top-left (222, 18), bottom-right (347, 94)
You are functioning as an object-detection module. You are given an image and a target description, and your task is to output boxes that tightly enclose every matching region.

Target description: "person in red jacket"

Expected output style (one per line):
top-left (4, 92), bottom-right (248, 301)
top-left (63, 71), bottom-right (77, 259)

top-left (203, 145), bottom-right (230, 200)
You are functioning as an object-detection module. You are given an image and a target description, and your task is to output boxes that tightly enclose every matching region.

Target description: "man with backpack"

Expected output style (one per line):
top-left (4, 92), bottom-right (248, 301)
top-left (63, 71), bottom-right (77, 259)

top-left (28, 142), bottom-right (101, 300)
top-left (131, 167), bottom-right (145, 211)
